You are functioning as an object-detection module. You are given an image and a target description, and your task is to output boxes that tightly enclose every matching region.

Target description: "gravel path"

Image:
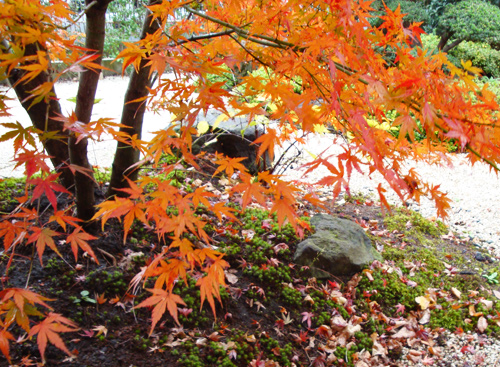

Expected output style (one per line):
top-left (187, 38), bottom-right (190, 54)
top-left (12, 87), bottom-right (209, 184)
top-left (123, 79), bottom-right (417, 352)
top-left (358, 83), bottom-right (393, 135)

top-left (276, 134), bottom-right (500, 255)
top-left (1, 76), bottom-right (499, 254)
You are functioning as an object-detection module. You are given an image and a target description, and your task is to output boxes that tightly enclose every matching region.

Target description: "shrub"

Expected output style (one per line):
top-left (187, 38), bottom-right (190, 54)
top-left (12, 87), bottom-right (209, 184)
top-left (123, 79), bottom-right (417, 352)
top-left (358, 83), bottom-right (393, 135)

top-left (421, 34), bottom-right (500, 78)
top-left (450, 41), bottom-right (500, 78)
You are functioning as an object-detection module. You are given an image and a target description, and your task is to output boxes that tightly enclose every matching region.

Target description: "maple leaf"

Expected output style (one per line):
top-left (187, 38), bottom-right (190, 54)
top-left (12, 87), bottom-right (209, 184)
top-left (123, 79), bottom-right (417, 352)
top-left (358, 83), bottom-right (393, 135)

top-left (0, 329), bottom-right (14, 363)
top-left (134, 288), bottom-right (186, 335)
top-left (28, 313), bottom-right (78, 363)
top-left (210, 202), bottom-right (238, 221)
top-left (92, 325), bottom-right (108, 337)
top-left (66, 227), bottom-right (98, 263)
top-left (197, 274), bottom-right (222, 318)
top-left (0, 121), bottom-right (38, 150)
top-left (213, 154), bottom-right (248, 177)
top-left (0, 288), bottom-right (52, 317)
top-left (14, 150), bottom-right (52, 178)
top-left (232, 173), bottom-right (268, 208)
top-left (95, 293), bottom-right (107, 305)
top-left (270, 197), bottom-right (297, 229)
top-left (186, 186), bottom-right (216, 208)
top-left (49, 210), bottom-right (83, 232)
top-left (27, 227), bottom-right (61, 265)
top-left (301, 311), bottom-right (314, 329)
top-left (252, 128), bottom-right (278, 161)
top-left (28, 173), bottom-right (70, 210)
top-left (115, 177), bottom-right (145, 200)
top-left (394, 303), bottom-right (406, 314)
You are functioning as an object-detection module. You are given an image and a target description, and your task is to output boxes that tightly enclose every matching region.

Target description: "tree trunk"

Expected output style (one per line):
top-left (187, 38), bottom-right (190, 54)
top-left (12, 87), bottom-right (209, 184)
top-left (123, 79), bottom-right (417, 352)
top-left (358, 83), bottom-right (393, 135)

top-left (437, 32), bottom-right (453, 50)
top-left (442, 38), bottom-right (464, 53)
top-left (108, 0), bottom-right (161, 197)
top-left (5, 43), bottom-right (74, 189)
top-left (70, 0), bottom-right (113, 222)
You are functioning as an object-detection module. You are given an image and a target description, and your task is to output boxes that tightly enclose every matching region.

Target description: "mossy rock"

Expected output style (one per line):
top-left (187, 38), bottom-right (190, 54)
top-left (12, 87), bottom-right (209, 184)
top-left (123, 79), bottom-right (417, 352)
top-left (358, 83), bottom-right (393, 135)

top-left (293, 214), bottom-right (382, 278)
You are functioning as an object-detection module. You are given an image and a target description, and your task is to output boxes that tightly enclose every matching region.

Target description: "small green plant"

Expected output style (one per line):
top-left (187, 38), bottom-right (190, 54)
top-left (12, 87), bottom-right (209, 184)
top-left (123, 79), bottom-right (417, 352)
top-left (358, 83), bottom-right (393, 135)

top-left (484, 271), bottom-right (499, 285)
top-left (71, 290), bottom-right (97, 305)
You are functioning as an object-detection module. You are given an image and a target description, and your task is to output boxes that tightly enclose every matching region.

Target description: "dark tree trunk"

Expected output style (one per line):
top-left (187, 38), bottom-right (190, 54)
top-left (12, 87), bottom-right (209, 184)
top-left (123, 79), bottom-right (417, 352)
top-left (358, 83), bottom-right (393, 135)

top-left (5, 43), bottom-right (74, 189)
top-left (437, 32), bottom-right (453, 50)
top-left (442, 38), bottom-right (464, 53)
top-left (70, 0), bottom-right (113, 222)
top-left (107, 0), bottom-right (161, 197)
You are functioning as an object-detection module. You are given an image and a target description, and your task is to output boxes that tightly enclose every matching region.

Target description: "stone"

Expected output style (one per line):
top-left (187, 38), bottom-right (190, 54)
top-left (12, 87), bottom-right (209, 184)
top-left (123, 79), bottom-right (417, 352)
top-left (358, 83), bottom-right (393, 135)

top-left (293, 213), bottom-right (381, 278)
top-left (475, 252), bottom-right (487, 262)
top-left (193, 112), bottom-right (271, 174)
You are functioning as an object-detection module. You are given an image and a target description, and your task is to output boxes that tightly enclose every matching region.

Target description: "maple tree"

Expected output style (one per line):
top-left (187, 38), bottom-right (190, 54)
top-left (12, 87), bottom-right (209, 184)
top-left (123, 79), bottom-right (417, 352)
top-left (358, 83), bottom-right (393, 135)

top-left (0, 0), bottom-right (499, 363)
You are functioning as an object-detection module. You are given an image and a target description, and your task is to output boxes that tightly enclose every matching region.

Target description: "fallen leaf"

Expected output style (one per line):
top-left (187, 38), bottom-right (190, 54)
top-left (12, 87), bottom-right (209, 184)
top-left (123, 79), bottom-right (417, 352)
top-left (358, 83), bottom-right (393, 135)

top-left (415, 296), bottom-right (430, 310)
top-left (92, 325), bottom-right (108, 337)
top-left (477, 316), bottom-right (488, 333)
top-left (419, 309), bottom-right (431, 325)
top-left (225, 272), bottom-right (238, 284)
top-left (480, 299), bottom-right (493, 310)
top-left (391, 327), bottom-right (416, 339)
top-left (451, 287), bottom-right (461, 299)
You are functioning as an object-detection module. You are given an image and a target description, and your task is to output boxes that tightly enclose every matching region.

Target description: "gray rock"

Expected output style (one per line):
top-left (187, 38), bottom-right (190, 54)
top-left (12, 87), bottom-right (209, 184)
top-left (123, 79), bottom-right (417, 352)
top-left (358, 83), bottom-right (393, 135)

top-left (293, 214), bottom-right (381, 278)
top-left (475, 252), bottom-right (487, 262)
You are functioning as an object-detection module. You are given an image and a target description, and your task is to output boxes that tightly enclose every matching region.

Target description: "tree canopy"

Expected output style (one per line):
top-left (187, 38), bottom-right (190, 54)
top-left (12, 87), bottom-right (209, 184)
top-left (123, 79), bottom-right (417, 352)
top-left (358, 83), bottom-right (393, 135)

top-left (436, 0), bottom-right (500, 51)
top-left (0, 0), bottom-right (500, 362)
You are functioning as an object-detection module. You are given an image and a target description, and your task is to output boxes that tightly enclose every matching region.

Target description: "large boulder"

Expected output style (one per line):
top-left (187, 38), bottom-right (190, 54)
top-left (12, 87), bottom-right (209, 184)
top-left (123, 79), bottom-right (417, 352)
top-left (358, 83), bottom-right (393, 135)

top-left (294, 214), bottom-right (381, 278)
top-left (193, 112), bottom-right (271, 174)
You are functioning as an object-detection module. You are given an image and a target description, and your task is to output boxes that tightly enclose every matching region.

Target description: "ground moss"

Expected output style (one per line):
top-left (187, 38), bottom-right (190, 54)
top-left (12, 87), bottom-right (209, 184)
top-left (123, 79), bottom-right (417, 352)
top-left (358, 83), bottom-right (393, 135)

top-left (384, 207), bottom-right (447, 238)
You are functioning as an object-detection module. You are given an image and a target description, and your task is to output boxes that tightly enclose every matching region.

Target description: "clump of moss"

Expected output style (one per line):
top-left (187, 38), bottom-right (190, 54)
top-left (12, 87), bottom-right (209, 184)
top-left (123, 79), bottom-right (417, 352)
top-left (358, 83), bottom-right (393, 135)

top-left (0, 177), bottom-right (26, 213)
top-left (384, 208), bottom-right (447, 238)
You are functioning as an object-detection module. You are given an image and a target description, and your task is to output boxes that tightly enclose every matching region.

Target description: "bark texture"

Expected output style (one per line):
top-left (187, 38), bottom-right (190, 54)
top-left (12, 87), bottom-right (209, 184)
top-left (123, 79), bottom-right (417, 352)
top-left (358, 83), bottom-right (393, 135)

top-left (108, 0), bottom-right (161, 197)
top-left (70, 0), bottom-right (113, 221)
top-left (6, 43), bottom-right (74, 189)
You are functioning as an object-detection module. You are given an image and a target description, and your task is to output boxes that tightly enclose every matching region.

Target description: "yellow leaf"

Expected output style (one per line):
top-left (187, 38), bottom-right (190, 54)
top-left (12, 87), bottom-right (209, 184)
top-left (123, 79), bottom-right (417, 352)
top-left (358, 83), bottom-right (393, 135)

top-left (213, 113), bottom-right (229, 129)
top-left (197, 120), bottom-right (210, 135)
top-left (415, 295), bottom-right (430, 310)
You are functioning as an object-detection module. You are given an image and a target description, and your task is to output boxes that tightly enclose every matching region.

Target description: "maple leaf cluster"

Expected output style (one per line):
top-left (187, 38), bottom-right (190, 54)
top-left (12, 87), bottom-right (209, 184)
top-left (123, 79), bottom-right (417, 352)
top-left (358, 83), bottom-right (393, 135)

top-left (0, 0), bottom-right (499, 363)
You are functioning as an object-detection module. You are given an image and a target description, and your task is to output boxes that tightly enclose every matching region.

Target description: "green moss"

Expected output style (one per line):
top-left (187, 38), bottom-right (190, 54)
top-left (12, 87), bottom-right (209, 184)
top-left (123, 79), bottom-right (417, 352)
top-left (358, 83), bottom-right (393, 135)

top-left (384, 208), bottom-right (447, 237)
top-left (0, 177), bottom-right (26, 213)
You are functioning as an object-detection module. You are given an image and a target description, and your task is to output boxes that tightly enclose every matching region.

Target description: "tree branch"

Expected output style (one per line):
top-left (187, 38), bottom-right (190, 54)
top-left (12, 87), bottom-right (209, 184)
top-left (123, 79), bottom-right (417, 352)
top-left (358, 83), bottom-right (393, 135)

top-left (62, 0), bottom-right (98, 30)
top-left (176, 30), bottom-right (236, 45)
top-left (442, 38), bottom-right (464, 53)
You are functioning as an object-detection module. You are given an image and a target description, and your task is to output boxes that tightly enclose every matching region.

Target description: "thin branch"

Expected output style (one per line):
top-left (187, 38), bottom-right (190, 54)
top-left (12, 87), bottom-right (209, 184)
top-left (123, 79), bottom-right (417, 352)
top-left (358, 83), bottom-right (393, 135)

top-left (62, 0), bottom-right (99, 30)
top-left (176, 30), bottom-right (236, 45)
top-left (184, 6), bottom-right (365, 83)
top-left (228, 34), bottom-right (274, 69)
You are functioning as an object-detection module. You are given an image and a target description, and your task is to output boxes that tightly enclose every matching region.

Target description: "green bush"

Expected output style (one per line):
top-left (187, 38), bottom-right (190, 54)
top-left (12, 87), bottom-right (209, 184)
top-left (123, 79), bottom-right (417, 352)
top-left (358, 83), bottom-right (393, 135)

top-left (421, 34), bottom-right (500, 79)
top-left (450, 41), bottom-right (500, 78)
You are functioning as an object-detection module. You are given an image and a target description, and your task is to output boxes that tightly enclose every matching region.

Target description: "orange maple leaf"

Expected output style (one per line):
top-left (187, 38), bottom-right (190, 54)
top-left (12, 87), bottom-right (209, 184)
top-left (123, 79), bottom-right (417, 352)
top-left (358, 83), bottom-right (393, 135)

top-left (135, 288), bottom-right (186, 335)
top-left (0, 329), bottom-right (14, 363)
top-left (0, 288), bottom-right (52, 315)
top-left (231, 173), bottom-right (268, 208)
top-left (196, 275), bottom-right (220, 318)
top-left (252, 128), bottom-right (278, 161)
top-left (27, 227), bottom-right (61, 265)
top-left (186, 186), bottom-right (216, 208)
top-left (66, 227), bottom-right (98, 263)
top-left (28, 313), bottom-right (78, 363)
top-left (213, 154), bottom-right (248, 177)
top-left (28, 173), bottom-right (71, 210)
top-left (210, 202), bottom-right (238, 221)
top-left (95, 293), bottom-right (107, 305)
top-left (49, 210), bottom-right (83, 232)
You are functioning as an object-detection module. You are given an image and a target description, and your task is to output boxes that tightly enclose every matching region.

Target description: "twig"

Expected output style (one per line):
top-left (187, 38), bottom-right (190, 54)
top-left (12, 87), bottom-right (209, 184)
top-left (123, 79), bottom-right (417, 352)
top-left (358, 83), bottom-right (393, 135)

top-left (61, 1), bottom-right (99, 31)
